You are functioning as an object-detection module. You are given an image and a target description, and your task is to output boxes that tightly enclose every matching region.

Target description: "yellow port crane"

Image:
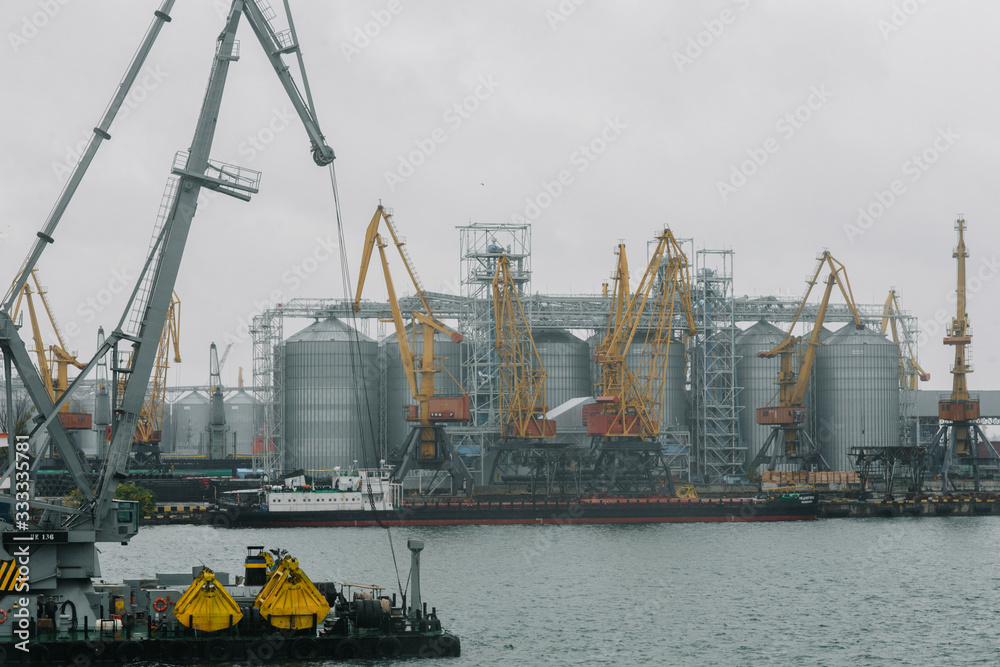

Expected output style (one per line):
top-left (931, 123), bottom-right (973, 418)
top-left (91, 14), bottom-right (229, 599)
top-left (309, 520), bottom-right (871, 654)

top-left (117, 292), bottom-right (180, 465)
top-left (880, 289), bottom-right (929, 390)
top-left (492, 253), bottom-right (555, 439)
top-left (750, 251), bottom-right (863, 470)
top-left (8, 270), bottom-right (90, 430)
top-left (353, 204), bottom-right (473, 492)
top-left (926, 217), bottom-right (996, 491)
top-left (590, 229), bottom-right (696, 440)
top-left (589, 229), bottom-right (697, 495)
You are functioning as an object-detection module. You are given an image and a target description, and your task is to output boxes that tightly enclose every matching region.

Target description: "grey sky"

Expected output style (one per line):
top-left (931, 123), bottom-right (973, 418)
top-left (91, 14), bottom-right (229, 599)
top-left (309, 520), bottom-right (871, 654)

top-left (2, 1), bottom-right (997, 393)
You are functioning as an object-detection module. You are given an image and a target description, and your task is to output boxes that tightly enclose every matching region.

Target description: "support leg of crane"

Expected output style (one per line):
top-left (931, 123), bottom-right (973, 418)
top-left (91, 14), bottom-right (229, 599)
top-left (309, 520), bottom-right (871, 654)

top-left (942, 428), bottom-right (957, 493)
top-left (748, 428), bottom-right (779, 474)
top-left (799, 431), bottom-right (830, 472)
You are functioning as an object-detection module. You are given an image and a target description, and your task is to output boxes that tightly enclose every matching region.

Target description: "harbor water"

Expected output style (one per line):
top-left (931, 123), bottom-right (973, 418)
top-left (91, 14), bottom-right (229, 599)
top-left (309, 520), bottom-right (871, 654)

top-left (102, 519), bottom-right (1000, 666)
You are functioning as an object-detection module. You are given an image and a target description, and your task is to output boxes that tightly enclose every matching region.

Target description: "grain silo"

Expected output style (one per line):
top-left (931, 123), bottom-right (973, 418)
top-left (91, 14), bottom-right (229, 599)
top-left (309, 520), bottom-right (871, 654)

top-left (734, 320), bottom-right (786, 465)
top-left (282, 317), bottom-right (378, 472)
top-left (225, 390), bottom-right (256, 458)
top-left (171, 391), bottom-right (210, 454)
top-left (384, 326), bottom-right (464, 455)
top-left (534, 329), bottom-right (591, 412)
top-left (814, 325), bottom-right (900, 470)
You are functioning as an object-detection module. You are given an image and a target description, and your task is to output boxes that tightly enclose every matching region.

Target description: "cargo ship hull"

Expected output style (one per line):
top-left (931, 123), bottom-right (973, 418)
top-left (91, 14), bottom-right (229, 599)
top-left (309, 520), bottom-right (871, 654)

top-left (212, 495), bottom-right (818, 528)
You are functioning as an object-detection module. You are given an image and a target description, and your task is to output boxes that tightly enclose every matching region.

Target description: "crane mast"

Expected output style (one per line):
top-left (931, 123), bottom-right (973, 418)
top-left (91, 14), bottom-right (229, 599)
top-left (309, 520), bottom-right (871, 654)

top-left (750, 251), bottom-right (862, 470)
top-left (589, 229), bottom-right (696, 495)
top-left (590, 229), bottom-right (696, 440)
top-left (0, 0), bottom-right (337, 622)
top-left (880, 289), bottom-right (929, 390)
top-left (353, 205), bottom-right (473, 492)
top-left (927, 217), bottom-right (995, 491)
top-left (492, 253), bottom-right (555, 439)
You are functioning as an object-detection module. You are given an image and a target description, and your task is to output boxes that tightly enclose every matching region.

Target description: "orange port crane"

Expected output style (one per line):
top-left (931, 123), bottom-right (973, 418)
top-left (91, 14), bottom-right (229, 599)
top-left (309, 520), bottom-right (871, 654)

top-left (749, 251), bottom-right (862, 470)
top-left (589, 229), bottom-right (697, 440)
top-left (880, 289), bottom-right (929, 390)
top-left (926, 218), bottom-right (996, 491)
top-left (353, 204), bottom-right (473, 491)
top-left (492, 253), bottom-right (555, 439)
top-left (8, 270), bottom-right (91, 431)
top-left (588, 229), bottom-right (697, 495)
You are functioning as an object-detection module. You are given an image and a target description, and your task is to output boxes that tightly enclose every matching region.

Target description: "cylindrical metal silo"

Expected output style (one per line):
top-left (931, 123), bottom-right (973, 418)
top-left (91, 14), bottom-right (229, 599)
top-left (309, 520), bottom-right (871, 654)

top-left (171, 391), bottom-right (210, 454)
top-left (225, 390), bottom-right (256, 458)
top-left (534, 330), bottom-right (591, 412)
top-left (735, 321), bottom-right (787, 466)
top-left (814, 325), bottom-right (900, 470)
top-left (282, 317), bottom-right (378, 473)
top-left (384, 327), bottom-right (464, 455)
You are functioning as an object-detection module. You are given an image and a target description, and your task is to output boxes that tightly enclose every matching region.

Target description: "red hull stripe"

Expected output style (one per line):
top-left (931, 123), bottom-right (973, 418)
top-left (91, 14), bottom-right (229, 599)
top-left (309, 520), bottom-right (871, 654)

top-left (237, 515), bottom-right (816, 528)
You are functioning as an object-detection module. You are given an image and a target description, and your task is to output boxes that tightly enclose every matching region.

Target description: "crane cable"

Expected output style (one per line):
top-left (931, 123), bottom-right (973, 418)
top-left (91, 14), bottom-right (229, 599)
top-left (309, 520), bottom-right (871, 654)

top-left (326, 162), bottom-right (405, 599)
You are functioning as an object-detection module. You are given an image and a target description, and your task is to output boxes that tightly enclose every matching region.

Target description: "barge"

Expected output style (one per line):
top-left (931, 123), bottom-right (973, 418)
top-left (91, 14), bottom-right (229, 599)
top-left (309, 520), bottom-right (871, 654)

top-left (209, 469), bottom-right (818, 527)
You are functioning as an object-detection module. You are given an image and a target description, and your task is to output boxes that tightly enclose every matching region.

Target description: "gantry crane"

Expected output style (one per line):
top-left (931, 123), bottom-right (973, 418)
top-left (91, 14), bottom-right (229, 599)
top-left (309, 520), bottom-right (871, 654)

top-left (353, 204), bottom-right (474, 493)
top-left (749, 251), bottom-right (863, 471)
top-left (589, 229), bottom-right (697, 495)
top-left (881, 289), bottom-right (929, 390)
top-left (0, 0), bottom-right (336, 619)
top-left (8, 270), bottom-right (91, 433)
top-left (926, 218), bottom-right (997, 491)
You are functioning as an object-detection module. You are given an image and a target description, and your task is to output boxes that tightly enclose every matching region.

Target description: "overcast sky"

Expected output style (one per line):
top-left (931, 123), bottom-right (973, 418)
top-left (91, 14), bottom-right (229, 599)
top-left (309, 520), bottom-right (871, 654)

top-left (2, 1), bottom-right (999, 395)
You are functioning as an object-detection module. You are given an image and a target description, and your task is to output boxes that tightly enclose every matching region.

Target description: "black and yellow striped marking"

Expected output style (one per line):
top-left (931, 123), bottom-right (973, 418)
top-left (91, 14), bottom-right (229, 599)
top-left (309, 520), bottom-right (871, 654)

top-left (0, 559), bottom-right (27, 592)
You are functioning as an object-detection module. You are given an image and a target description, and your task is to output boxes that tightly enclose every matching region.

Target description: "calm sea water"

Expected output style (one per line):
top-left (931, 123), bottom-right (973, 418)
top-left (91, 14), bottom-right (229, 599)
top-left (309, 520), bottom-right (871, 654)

top-left (100, 518), bottom-right (1000, 666)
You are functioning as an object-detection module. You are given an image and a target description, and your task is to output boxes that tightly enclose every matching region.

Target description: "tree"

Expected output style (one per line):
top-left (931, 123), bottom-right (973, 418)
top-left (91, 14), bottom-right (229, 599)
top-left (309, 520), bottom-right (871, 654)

top-left (114, 482), bottom-right (157, 516)
top-left (0, 390), bottom-right (34, 437)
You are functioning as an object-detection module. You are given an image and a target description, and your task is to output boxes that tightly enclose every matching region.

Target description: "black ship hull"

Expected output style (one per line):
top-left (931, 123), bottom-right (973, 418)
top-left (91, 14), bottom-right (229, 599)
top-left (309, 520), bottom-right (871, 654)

top-left (212, 494), bottom-right (818, 528)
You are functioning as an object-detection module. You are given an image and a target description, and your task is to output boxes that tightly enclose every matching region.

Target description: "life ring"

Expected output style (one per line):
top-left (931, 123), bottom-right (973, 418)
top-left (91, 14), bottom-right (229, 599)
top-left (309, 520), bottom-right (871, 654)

top-left (0, 609), bottom-right (7, 624)
top-left (152, 598), bottom-right (168, 612)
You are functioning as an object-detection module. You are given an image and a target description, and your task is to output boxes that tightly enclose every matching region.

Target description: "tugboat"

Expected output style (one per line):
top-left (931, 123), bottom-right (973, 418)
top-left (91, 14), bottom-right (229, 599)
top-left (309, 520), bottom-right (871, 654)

top-left (0, 1), bottom-right (459, 663)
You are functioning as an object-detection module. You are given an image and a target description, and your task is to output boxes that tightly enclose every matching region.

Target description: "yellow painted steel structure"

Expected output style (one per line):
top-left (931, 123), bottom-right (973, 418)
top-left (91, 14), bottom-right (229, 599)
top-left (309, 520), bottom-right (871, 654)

top-left (880, 289), bottom-right (929, 390)
top-left (492, 253), bottom-right (553, 439)
top-left (353, 204), bottom-right (466, 459)
top-left (173, 567), bottom-right (243, 632)
top-left (254, 555), bottom-right (330, 631)
top-left (8, 270), bottom-right (85, 411)
top-left (593, 228), bottom-right (696, 440)
top-left (757, 251), bottom-right (863, 455)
